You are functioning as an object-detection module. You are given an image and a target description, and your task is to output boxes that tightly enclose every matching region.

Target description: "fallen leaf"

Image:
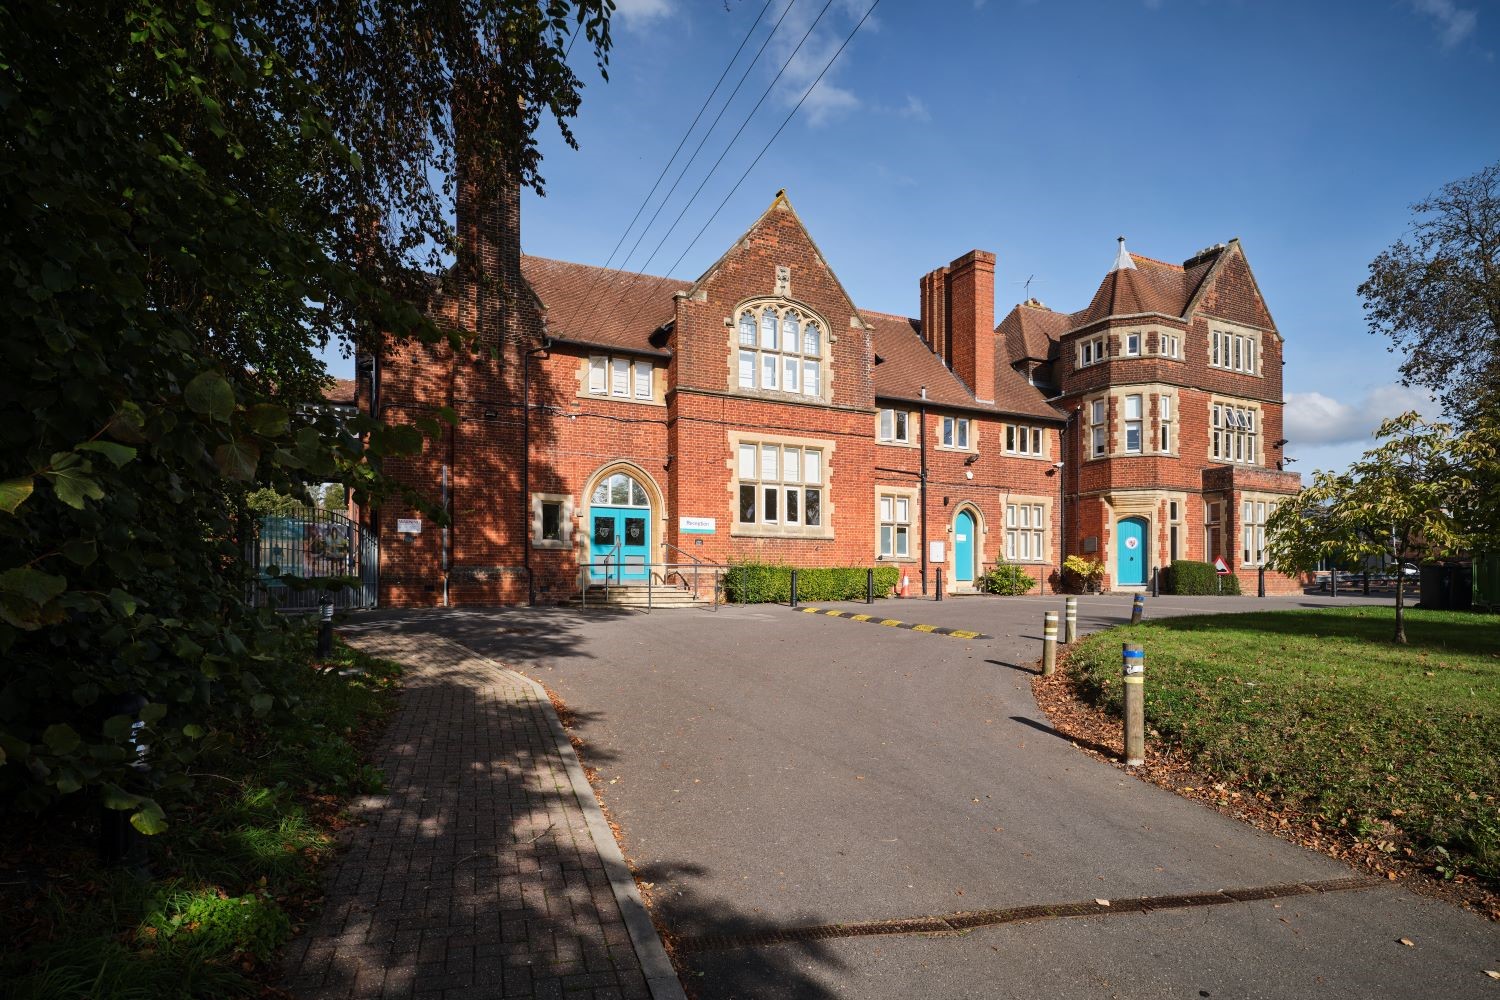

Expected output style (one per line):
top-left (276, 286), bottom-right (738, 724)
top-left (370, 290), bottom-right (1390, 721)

top-left (1483, 970), bottom-right (1500, 980)
top-left (1398, 938), bottom-right (1414, 947)
top-left (1094, 898), bottom-right (1110, 906)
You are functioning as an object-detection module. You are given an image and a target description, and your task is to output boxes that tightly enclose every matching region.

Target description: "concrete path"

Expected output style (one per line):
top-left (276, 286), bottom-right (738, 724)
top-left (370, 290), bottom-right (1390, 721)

top-left (279, 632), bottom-right (684, 1000)
top-left (336, 597), bottom-right (1500, 999)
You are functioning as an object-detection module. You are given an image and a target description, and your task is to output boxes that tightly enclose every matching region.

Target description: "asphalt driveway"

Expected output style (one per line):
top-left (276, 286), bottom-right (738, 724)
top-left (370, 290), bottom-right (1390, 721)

top-left (343, 595), bottom-right (1499, 998)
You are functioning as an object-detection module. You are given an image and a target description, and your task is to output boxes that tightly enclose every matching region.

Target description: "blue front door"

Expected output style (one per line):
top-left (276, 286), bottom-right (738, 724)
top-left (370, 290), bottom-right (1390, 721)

top-left (589, 472), bottom-right (652, 582)
top-left (1116, 517), bottom-right (1147, 587)
top-left (954, 511), bottom-right (976, 583)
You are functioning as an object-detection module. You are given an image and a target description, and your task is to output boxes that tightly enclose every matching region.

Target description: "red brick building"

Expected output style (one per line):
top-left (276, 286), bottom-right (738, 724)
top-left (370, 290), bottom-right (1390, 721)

top-left (358, 181), bottom-right (1299, 606)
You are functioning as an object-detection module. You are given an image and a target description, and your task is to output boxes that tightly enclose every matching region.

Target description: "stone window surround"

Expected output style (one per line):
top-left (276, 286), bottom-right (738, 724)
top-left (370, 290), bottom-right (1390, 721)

top-left (725, 429), bottom-right (836, 540)
top-left (1003, 422), bottom-right (1051, 460)
top-left (723, 295), bottom-right (835, 404)
top-left (877, 405), bottom-right (916, 447)
top-left (1208, 319), bottom-right (1265, 378)
top-left (1083, 383), bottom-right (1180, 460)
top-left (934, 413), bottom-right (977, 453)
top-left (530, 492), bottom-right (575, 550)
top-left (1208, 393), bottom-right (1264, 466)
top-left (1000, 492), bottom-right (1050, 565)
top-left (874, 483), bottom-right (920, 562)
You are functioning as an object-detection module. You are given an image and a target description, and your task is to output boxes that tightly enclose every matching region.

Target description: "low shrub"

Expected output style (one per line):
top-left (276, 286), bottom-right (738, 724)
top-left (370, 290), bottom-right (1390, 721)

top-left (980, 563), bottom-right (1036, 595)
top-left (1063, 555), bottom-right (1105, 593)
top-left (724, 562), bottom-right (900, 603)
top-left (1165, 559), bottom-right (1241, 595)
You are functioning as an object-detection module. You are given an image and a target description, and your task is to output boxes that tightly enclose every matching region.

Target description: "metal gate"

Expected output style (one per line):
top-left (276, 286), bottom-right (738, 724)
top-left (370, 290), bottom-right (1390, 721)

top-left (247, 507), bottom-right (378, 610)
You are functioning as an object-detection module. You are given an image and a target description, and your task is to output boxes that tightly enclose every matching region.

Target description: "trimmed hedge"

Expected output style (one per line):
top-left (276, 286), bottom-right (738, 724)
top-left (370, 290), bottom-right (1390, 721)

top-left (1165, 559), bottom-right (1241, 596)
top-left (980, 563), bottom-right (1036, 596)
top-left (724, 562), bottom-right (901, 604)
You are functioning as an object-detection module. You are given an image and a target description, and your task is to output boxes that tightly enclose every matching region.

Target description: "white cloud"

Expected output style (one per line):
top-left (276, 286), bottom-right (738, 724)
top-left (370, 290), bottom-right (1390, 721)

top-left (1284, 383), bottom-right (1442, 447)
top-left (896, 95), bottom-right (930, 121)
top-left (763, 0), bottom-right (879, 127)
top-left (1410, 0), bottom-right (1478, 48)
top-left (613, 0), bottom-right (673, 25)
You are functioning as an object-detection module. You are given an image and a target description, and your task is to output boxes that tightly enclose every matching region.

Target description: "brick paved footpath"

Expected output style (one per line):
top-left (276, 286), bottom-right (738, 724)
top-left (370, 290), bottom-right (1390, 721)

top-left (279, 631), bottom-right (685, 1000)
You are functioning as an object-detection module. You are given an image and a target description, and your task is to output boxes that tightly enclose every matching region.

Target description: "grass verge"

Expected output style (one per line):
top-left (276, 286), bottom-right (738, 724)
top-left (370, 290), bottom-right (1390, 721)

top-left (1059, 606), bottom-right (1499, 892)
top-left (0, 635), bottom-right (400, 999)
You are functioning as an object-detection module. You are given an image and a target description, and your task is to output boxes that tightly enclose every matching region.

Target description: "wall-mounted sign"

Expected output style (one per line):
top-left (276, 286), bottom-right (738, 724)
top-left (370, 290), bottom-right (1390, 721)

top-left (680, 516), bottom-right (716, 534)
top-left (396, 518), bottom-right (422, 534)
top-left (929, 540), bottom-right (945, 563)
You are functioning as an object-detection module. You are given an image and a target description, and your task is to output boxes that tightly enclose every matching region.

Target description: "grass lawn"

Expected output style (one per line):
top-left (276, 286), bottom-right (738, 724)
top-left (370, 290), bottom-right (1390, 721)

top-left (1065, 606), bottom-right (1500, 883)
top-left (0, 636), bottom-right (400, 1000)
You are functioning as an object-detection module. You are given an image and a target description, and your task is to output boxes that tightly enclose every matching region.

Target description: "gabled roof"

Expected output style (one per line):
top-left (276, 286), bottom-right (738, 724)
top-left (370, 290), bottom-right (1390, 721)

top-left (996, 300), bottom-right (1073, 362)
top-left (521, 255), bottom-right (686, 354)
top-left (864, 309), bottom-right (1062, 422)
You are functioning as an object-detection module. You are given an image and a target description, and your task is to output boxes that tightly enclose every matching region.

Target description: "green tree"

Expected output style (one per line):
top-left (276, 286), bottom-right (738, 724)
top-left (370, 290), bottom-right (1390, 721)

top-left (1266, 413), bottom-right (1464, 644)
top-left (0, 0), bottom-right (611, 832)
top-left (1359, 161), bottom-right (1500, 419)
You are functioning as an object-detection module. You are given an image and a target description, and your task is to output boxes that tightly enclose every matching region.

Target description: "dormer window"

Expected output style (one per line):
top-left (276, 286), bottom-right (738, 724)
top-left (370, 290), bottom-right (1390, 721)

top-left (735, 301), bottom-right (825, 399)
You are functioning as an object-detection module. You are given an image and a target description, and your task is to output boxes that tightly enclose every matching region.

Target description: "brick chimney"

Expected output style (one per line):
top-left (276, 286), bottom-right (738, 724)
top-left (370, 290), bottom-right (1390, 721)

top-left (919, 266), bottom-right (950, 363)
top-left (920, 251), bottom-right (996, 403)
top-left (454, 96), bottom-right (523, 347)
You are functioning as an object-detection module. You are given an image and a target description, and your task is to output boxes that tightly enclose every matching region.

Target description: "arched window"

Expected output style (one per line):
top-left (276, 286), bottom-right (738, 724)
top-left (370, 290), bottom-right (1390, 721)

top-left (735, 301), bottom-right (827, 399)
top-left (591, 472), bottom-right (650, 508)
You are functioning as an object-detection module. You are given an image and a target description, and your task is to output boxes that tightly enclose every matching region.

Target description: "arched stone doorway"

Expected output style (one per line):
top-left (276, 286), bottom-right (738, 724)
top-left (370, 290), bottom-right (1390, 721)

top-left (584, 465), bottom-right (662, 583)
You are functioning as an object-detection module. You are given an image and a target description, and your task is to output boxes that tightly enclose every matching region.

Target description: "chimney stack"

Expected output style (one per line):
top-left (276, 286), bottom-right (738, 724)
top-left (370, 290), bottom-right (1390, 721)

top-left (919, 250), bottom-right (996, 403)
top-left (454, 89), bottom-right (523, 347)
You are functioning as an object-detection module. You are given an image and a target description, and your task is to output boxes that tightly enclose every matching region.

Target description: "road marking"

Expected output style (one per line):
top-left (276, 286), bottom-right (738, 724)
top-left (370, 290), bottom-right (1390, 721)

top-left (798, 607), bottom-right (991, 640)
top-left (674, 876), bottom-right (1384, 954)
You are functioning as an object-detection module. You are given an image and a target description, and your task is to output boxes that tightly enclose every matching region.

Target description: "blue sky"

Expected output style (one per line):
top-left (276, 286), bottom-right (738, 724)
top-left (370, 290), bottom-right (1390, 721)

top-left (323, 0), bottom-right (1498, 474)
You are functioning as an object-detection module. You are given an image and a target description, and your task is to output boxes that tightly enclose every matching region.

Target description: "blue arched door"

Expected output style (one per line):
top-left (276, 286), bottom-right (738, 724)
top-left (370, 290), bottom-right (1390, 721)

top-left (954, 510), bottom-right (976, 584)
top-left (589, 472), bottom-right (652, 582)
top-left (1116, 517), bottom-right (1147, 587)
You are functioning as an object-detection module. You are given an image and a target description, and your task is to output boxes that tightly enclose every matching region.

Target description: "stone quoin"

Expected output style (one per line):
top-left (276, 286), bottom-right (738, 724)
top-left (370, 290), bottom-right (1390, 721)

top-left (352, 173), bottom-right (1301, 606)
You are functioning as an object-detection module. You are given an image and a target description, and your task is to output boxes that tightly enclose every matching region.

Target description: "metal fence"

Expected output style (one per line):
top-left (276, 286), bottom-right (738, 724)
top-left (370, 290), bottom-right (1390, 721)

top-left (246, 507), bottom-right (378, 611)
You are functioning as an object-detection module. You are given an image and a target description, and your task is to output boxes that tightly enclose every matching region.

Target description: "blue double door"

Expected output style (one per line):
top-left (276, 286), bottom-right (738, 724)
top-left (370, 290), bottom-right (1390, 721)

top-left (1116, 517), bottom-right (1148, 587)
top-left (590, 506), bottom-right (650, 582)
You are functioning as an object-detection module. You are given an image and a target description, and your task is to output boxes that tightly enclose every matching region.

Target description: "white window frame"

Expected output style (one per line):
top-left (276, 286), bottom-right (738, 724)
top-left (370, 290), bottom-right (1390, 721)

top-left (1123, 394), bottom-right (1143, 454)
top-left (878, 493), bottom-right (912, 559)
top-left (1158, 393), bottom-right (1173, 453)
top-left (587, 354), bottom-right (654, 402)
top-left (1124, 332), bottom-right (1141, 356)
top-left (1088, 397), bottom-right (1107, 458)
top-left (1158, 333), bottom-right (1181, 359)
top-left (1005, 501), bottom-right (1047, 563)
top-left (1211, 402), bottom-right (1259, 465)
top-left (735, 440), bottom-right (825, 532)
top-left (734, 301), bottom-right (826, 399)
top-left (1077, 335), bottom-right (1107, 368)
top-left (941, 416), bottom-right (972, 451)
top-left (1005, 424), bottom-right (1045, 457)
top-left (1211, 329), bottom-right (1259, 375)
top-left (878, 408), bottom-right (911, 444)
top-left (1241, 498), bottom-right (1275, 567)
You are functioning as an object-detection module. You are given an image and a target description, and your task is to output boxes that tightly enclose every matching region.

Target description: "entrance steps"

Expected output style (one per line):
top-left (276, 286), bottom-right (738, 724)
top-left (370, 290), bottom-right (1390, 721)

top-left (569, 583), bottom-right (715, 610)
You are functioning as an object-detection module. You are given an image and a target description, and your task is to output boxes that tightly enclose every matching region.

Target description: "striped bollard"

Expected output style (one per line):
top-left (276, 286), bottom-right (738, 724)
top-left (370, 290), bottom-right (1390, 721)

top-left (1122, 643), bottom-right (1145, 766)
top-left (1064, 596), bottom-right (1078, 644)
top-left (1042, 611), bottom-right (1058, 676)
top-left (1130, 593), bottom-right (1145, 625)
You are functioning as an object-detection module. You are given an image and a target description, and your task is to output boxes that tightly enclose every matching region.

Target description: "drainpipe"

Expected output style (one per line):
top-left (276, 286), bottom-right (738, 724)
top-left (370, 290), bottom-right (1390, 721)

top-left (443, 354), bottom-right (455, 607)
top-left (522, 338), bottom-right (552, 607)
top-left (919, 387), bottom-right (929, 596)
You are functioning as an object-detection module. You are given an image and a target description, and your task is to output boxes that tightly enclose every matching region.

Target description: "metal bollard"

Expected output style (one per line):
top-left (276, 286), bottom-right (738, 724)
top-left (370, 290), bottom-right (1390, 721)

top-left (935, 568), bottom-right (944, 601)
top-left (790, 569), bottom-right (799, 608)
top-left (317, 596), bottom-right (334, 658)
top-left (1064, 596), bottom-right (1078, 644)
top-left (1258, 566), bottom-right (1266, 598)
top-left (866, 568), bottom-right (875, 604)
top-left (1151, 566), bottom-right (1160, 598)
top-left (1130, 593), bottom-right (1145, 625)
top-left (1042, 611), bottom-right (1058, 676)
top-left (1122, 643), bottom-right (1145, 766)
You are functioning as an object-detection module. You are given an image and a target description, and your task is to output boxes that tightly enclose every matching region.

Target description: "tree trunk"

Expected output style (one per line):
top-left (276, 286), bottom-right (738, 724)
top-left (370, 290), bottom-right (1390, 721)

top-left (1393, 565), bottom-right (1408, 644)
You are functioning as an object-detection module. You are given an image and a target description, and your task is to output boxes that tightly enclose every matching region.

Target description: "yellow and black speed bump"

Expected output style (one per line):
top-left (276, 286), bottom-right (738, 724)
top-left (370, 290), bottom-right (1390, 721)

top-left (799, 607), bottom-right (989, 640)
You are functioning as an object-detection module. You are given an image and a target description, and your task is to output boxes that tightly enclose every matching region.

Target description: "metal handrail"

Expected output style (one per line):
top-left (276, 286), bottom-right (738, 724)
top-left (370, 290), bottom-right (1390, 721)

top-left (580, 557), bottom-right (729, 612)
top-left (660, 541), bottom-right (726, 608)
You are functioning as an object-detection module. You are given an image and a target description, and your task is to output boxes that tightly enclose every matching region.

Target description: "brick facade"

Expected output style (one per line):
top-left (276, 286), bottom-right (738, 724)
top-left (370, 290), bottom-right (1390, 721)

top-left (358, 182), bottom-right (1300, 605)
